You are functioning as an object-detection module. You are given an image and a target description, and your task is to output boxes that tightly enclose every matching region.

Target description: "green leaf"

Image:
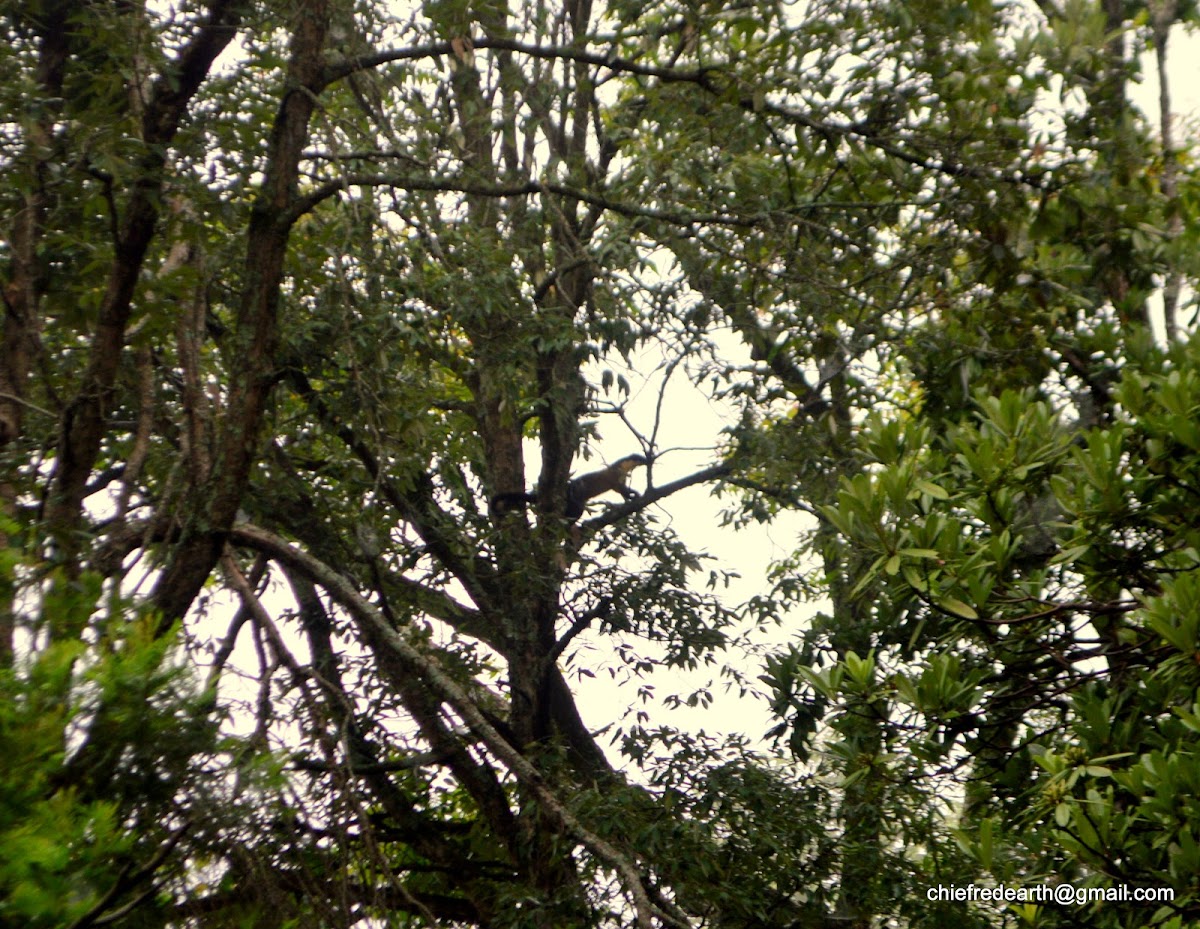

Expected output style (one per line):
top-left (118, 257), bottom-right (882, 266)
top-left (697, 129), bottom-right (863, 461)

top-left (938, 596), bottom-right (979, 620)
top-left (915, 479), bottom-right (950, 500)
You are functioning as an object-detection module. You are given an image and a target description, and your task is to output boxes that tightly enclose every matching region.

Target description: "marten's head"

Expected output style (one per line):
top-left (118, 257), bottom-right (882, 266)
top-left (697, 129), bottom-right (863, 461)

top-left (614, 454), bottom-right (648, 474)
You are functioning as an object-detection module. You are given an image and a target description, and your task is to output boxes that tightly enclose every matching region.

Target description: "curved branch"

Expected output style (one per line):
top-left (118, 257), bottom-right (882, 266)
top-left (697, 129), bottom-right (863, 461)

top-left (323, 37), bottom-right (1051, 190)
top-left (229, 524), bottom-right (688, 929)
top-left (321, 36), bottom-right (714, 89)
top-left (284, 172), bottom-right (758, 228)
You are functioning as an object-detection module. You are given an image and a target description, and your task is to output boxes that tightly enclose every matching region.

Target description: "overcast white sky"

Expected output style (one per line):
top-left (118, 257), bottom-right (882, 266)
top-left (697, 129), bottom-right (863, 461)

top-left (192, 11), bottom-right (1200, 766)
top-left (566, 23), bottom-right (1200, 756)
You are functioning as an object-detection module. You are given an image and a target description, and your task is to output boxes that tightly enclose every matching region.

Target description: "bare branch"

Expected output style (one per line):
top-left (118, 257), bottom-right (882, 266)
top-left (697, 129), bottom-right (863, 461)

top-left (587, 462), bottom-right (732, 530)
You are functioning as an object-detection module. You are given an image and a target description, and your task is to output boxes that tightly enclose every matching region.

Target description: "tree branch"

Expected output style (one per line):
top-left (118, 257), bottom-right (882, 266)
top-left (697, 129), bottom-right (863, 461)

top-left (587, 462), bottom-right (732, 530)
top-left (228, 523), bottom-right (689, 929)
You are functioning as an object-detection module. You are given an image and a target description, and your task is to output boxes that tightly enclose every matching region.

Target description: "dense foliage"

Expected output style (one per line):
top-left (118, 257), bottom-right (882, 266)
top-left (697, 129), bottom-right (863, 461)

top-left (2, 0), bottom-right (1199, 927)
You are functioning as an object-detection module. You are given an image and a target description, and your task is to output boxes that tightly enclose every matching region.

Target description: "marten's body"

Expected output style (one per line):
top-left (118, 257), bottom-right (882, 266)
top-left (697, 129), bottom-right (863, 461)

top-left (493, 455), bottom-right (648, 520)
top-left (563, 454), bottom-right (647, 519)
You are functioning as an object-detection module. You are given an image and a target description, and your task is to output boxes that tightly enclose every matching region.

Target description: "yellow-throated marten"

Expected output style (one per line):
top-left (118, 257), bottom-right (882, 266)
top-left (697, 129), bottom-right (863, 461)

top-left (492, 455), bottom-right (648, 520)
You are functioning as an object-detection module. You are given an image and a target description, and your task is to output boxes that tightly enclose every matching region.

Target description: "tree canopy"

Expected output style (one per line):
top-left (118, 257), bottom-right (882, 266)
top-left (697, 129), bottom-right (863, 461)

top-left (2, 0), bottom-right (1200, 927)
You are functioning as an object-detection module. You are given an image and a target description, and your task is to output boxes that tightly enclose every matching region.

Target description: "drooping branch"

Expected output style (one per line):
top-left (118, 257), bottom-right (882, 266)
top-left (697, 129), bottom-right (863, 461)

top-left (229, 523), bottom-right (690, 929)
top-left (280, 567), bottom-right (497, 913)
